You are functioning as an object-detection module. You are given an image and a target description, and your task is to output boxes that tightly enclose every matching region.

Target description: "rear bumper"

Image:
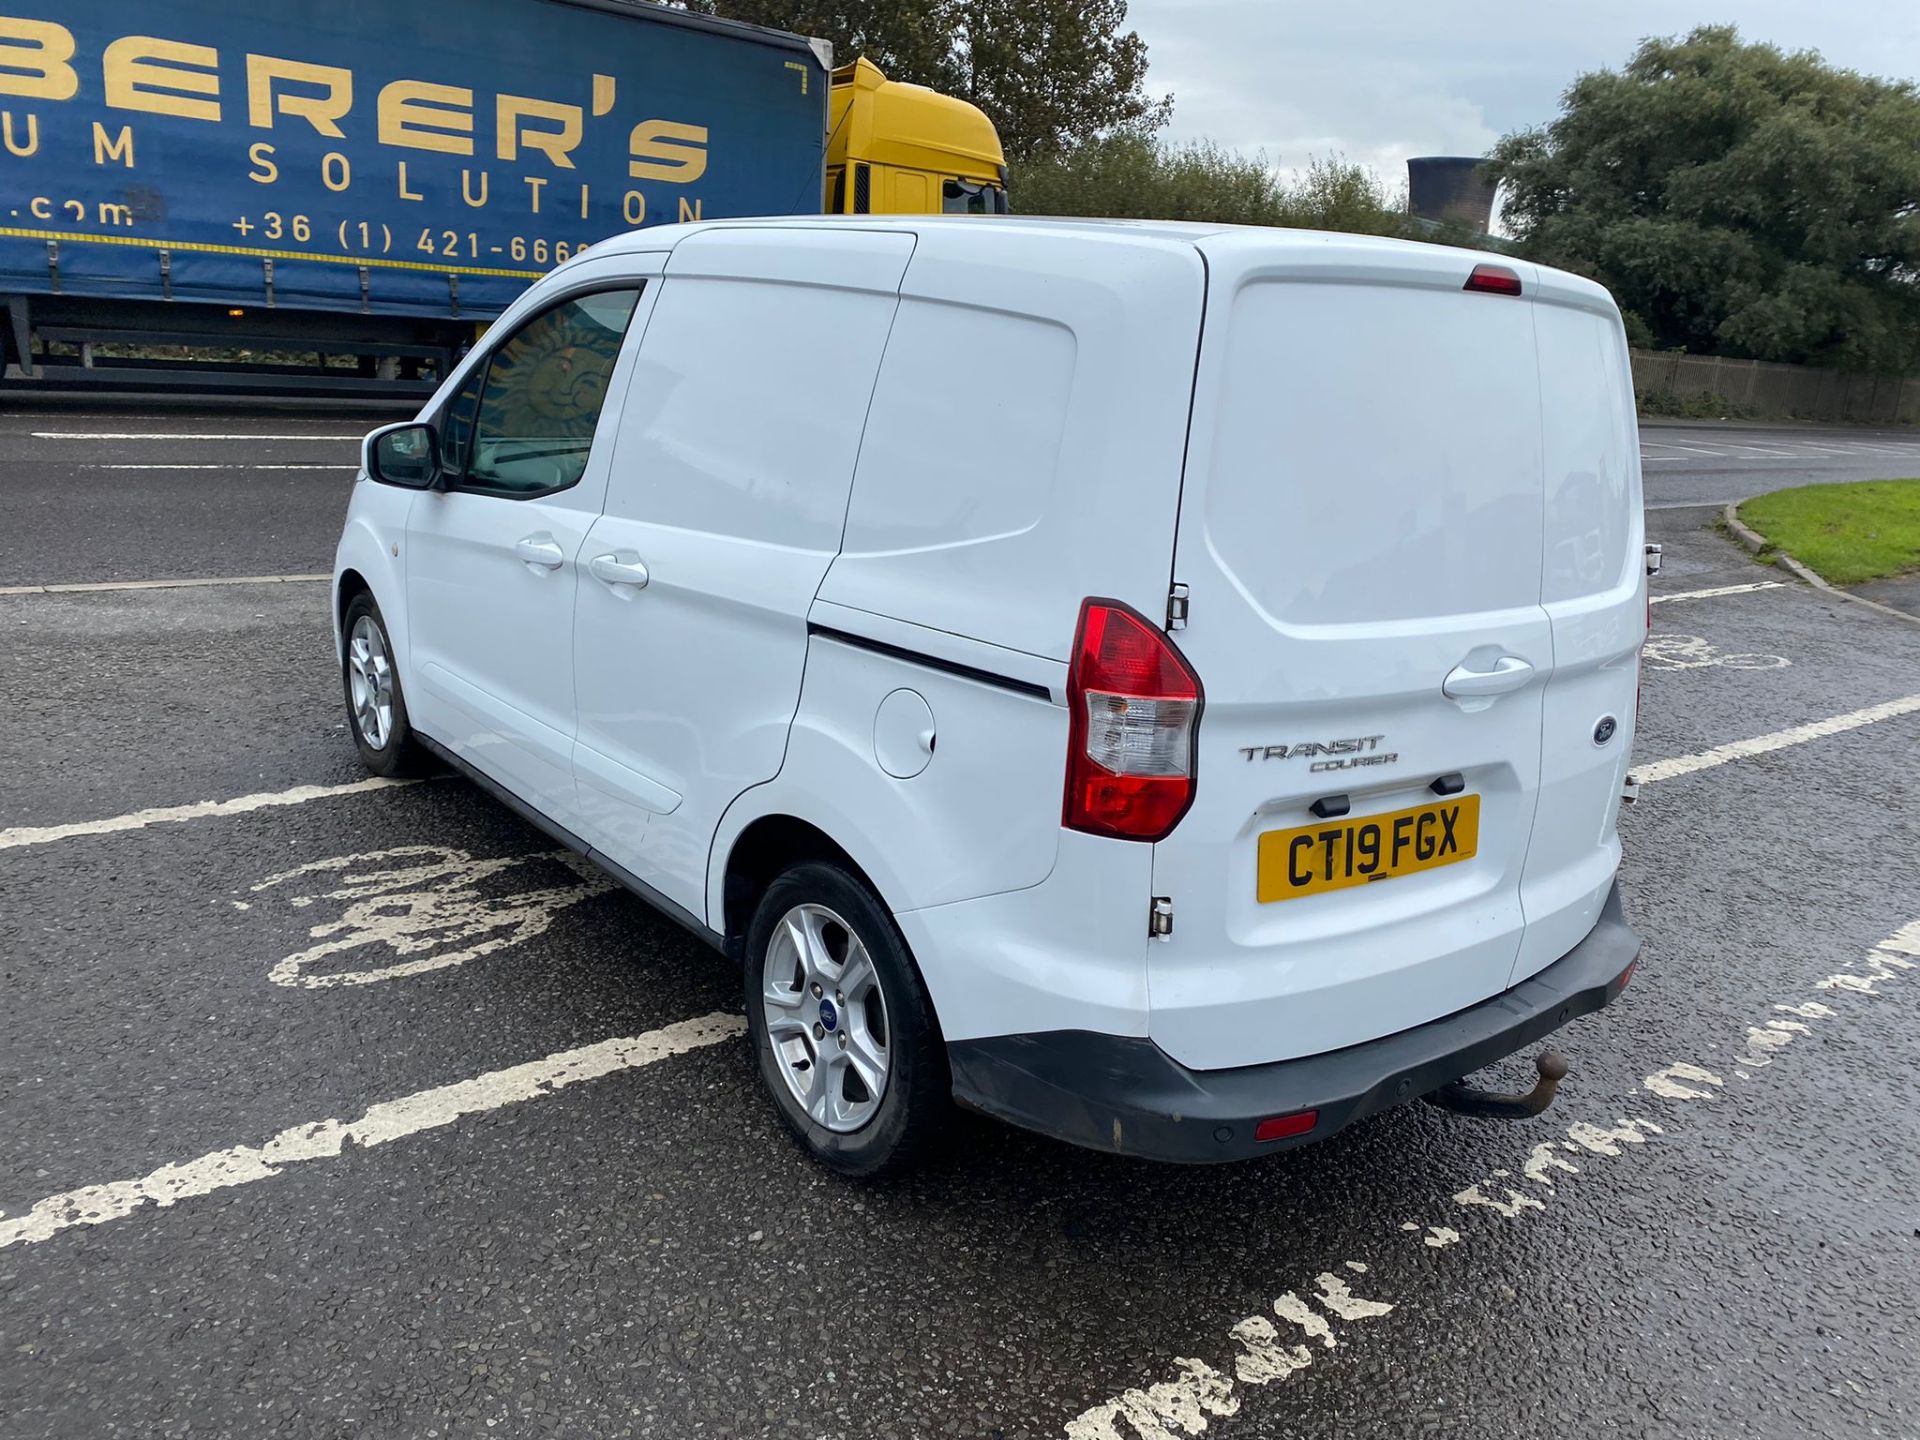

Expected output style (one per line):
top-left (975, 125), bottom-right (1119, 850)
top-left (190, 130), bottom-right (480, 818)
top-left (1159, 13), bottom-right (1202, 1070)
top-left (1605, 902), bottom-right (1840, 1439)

top-left (946, 880), bottom-right (1641, 1163)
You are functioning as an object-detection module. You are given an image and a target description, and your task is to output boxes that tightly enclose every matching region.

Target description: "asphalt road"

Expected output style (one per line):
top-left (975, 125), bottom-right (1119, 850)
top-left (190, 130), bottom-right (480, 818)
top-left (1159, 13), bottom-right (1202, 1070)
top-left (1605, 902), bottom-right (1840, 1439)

top-left (3, 404), bottom-right (1920, 1439)
top-left (1638, 421), bottom-right (1920, 508)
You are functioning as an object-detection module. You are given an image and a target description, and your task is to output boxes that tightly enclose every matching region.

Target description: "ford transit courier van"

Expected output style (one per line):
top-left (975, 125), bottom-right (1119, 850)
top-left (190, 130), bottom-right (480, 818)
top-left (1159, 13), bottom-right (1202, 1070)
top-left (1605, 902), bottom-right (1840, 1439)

top-left (334, 216), bottom-right (1645, 1175)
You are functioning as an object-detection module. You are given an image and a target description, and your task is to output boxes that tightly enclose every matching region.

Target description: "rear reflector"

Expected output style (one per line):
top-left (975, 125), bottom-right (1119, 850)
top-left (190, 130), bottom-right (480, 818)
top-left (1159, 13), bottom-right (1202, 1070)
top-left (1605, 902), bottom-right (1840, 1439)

top-left (1463, 263), bottom-right (1523, 296)
top-left (1616, 960), bottom-right (1637, 991)
top-left (1254, 1110), bottom-right (1319, 1143)
top-left (1063, 598), bottom-right (1203, 842)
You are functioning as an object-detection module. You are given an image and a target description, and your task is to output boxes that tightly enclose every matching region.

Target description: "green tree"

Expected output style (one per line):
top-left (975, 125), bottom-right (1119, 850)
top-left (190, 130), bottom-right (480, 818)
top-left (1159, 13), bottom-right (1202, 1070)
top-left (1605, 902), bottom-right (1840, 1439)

top-left (940, 0), bottom-right (1170, 161)
top-left (1012, 138), bottom-right (1412, 237)
top-left (1491, 25), bottom-right (1920, 371)
top-left (680, 2), bottom-right (956, 88)
top-left (1270, 156), bottom-right (1409, 236)
top-left (685, 0), bottom-right (1168, 160)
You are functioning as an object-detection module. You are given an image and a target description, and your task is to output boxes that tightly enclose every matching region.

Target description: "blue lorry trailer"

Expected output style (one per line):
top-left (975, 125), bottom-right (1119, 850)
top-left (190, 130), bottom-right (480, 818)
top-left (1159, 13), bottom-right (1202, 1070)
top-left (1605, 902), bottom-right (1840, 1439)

top-left (0, 0), bottom-right (828, 393)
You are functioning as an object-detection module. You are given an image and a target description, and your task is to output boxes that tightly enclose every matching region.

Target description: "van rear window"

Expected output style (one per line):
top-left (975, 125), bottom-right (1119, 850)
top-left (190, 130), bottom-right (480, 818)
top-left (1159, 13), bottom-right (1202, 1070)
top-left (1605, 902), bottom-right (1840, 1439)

top-left (1202, 279), bottom-right (1547, 625)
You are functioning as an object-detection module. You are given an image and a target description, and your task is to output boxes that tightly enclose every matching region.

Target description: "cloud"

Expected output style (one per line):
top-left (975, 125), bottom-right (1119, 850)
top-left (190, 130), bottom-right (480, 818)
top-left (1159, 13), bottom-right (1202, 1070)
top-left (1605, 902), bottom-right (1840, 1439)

top-left (1126, 0), bottom-right (1920, 188)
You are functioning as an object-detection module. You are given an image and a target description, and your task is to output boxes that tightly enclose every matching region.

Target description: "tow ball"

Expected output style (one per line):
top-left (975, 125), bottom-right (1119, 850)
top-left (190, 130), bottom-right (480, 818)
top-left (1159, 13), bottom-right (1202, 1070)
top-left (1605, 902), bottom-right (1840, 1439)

top-left (1423, 1049), bottom-right (1569, 1120)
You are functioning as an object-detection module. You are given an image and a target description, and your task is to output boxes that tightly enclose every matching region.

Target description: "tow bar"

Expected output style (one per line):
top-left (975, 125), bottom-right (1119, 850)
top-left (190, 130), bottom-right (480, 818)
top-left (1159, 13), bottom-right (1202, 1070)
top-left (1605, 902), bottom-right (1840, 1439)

top-left (1424, 1049), bottom-right (1569, 1120)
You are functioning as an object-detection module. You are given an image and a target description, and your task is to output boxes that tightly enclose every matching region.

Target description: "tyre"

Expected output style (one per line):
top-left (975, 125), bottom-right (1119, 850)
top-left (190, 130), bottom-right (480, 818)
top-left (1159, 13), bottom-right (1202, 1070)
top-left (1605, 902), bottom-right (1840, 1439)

top-left (340, 591), bottom-right (430, 778)
top-left (744, 861), bottom-right (948, 1177)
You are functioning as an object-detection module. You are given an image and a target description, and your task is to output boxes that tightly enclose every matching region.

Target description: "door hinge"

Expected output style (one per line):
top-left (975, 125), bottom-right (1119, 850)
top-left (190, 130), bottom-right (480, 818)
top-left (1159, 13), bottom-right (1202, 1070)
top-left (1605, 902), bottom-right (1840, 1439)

top-left (1166, 582), bottom-right (1189, 631)
top-left (1149, 896), bottom-right (1174, 938)
top-left (1644, 543), bottom-right (1663, 577)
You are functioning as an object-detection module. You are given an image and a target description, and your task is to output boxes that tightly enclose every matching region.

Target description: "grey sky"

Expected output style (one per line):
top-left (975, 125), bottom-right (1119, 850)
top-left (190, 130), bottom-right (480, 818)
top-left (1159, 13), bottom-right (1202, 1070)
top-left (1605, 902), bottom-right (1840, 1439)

top-left (1126, 1), bottom-right (1920, 191)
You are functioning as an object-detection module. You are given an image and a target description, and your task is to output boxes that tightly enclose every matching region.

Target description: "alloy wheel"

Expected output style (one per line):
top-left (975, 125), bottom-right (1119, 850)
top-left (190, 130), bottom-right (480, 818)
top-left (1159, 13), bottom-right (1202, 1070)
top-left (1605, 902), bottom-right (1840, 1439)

top-left (761, 902), bottom-right (892, 1132)
top-left (347, 614), bottom-right (395, 751)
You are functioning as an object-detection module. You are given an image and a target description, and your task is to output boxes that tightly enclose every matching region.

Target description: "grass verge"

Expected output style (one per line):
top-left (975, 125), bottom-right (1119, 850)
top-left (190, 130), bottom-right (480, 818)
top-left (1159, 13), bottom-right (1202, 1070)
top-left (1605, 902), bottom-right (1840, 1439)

top-left (1738, 479), bottom-right (1920, 585)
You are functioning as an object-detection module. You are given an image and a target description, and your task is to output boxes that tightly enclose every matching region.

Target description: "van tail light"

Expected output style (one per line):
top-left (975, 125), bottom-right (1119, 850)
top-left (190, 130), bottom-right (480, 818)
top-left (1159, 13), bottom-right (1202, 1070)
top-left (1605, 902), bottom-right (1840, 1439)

top-left (1463, 263), bottom-right (1523, 296)
top-left (1063, 599), bottom-right (1203, 842)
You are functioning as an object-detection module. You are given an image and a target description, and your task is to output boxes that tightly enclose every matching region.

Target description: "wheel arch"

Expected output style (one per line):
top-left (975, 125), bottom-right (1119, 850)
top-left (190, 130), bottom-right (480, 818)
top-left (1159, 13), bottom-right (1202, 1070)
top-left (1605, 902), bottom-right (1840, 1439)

top-left (330, 500), bottom-right (410, 670)
top-left (715, 810), bottom-right (892, 962)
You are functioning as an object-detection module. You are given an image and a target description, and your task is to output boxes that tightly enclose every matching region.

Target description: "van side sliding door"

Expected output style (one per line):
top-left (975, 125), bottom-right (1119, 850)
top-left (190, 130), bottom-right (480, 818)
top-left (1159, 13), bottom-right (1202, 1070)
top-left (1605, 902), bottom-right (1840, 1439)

top-left (570, 228), bottom-right (915, 918)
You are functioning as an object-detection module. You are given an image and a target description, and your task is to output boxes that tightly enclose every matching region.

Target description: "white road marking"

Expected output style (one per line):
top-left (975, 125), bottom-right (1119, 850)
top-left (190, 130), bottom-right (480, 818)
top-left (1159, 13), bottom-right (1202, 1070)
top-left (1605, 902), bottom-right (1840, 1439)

top-left (1065, 1359), bottom-right (1240, 1440)
top-left (0, 777), bottom-right (419, 852)
top-left (1226, 1318), bottom-right (1312, 1383)
top-left (1067, 1271), bottom-right (1395, 1438)
top-left (1816, 947), bottom-right (1915, 995)
top-left (1774, 1001), bottom-right (1835, 1019)
top-left (1641, 634), bottom-right (1789, 672)
top-left (1313, 1274), bottom-right (1394, 1321)
top-left (0, 573), bottom-right (328, 596)
top-left (30, 431), bottom-right (363, 441)
top-left (1880, 920), bottom-right (1920, 957)
top-left (253, 845), bottom-right (615, 988)
top-left (1422, 1226), bottom-right (1461, 1249)
top-left (1650, 582), bottom-right (1786, 605)
top-left (1563, 1117), bottom-right (1662, 1157)
top-left (1522, 1142), bottom-right (1580, 1186)
top-left (1635, 694), bottom-right (1920, 785)
top-left (1272, 1291), bottom-right (1338, 1347)
top-left (1642, 1062), bottom-right (1723, 1100)
top-left (0, 1013), bottom-right (744, 1251)
top-left (1452, 1180), bottom-right (1545, 1218)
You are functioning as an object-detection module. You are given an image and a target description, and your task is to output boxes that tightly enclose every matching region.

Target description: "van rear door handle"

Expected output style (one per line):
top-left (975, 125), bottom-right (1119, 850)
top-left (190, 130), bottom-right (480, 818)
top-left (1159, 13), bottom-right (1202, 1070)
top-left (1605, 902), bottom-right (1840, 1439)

top-left (1442, 654), bottom-right (1534, 698)
top-left (514, 534), bottom-right (565, 571)
top-left (589, 552), bottom-right (650, 589)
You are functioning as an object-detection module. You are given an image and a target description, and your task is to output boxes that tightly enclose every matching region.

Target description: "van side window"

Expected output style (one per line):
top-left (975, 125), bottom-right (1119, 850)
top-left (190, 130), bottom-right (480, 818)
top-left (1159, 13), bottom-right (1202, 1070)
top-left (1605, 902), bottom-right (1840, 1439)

top-left (458, 288), bottom-right (642, 498)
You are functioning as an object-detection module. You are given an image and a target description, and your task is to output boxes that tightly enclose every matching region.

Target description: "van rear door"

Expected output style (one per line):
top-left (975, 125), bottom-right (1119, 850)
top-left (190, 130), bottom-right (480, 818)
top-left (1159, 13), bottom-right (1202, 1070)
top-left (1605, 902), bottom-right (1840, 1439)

top-left (1510, 274), bottom-right (1645, 981)
top-left (1147, 239), bottom-right (1554, 1071)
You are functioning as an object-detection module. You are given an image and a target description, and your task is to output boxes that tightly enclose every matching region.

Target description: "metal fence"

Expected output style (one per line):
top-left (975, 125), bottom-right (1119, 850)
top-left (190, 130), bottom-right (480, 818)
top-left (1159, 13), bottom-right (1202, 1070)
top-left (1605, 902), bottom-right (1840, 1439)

top-left (1631, 349), bottom-right (1920, 425)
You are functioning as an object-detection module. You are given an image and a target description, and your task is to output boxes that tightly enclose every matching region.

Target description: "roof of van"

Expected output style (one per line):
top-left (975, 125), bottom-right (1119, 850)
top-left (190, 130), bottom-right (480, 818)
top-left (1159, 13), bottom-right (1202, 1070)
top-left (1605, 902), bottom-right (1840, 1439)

top-left (589, 213), bottom-right (1237, 253)
top-left (580, 214), bottom-right (1616, 314)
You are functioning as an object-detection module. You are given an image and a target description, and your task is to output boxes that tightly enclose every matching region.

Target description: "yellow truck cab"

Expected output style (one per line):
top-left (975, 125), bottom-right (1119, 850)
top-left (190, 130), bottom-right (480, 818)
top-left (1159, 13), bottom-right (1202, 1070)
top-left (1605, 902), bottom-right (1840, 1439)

top-left (826, 59), bottom-right (1010, 216)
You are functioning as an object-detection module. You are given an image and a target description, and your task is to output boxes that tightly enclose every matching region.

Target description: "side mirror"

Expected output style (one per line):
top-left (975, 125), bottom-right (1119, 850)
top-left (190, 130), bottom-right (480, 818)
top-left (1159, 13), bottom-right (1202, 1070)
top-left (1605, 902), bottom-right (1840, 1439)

top-left (364, 422), bottom-right (440, 489)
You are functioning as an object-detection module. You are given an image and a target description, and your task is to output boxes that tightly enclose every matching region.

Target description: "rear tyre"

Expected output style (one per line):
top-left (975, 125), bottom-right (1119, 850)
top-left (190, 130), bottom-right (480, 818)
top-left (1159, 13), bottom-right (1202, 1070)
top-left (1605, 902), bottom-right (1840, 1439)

top-left (341, 592), bottom-right (430, 778)
top-left (744, 862), bottom-right (948, 1178)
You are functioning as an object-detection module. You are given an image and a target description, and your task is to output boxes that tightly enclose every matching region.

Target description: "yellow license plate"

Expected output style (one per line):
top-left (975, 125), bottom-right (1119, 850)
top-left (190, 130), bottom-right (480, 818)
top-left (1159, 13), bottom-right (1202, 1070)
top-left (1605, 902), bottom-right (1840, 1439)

top-left (1256, 795), bottom-right (1480, 903)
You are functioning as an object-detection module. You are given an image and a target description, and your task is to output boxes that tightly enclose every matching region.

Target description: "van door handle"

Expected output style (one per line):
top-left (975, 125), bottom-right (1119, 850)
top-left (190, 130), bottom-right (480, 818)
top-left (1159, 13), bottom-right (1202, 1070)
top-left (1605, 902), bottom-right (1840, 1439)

top-left (514, 534), bottom-right (565, 571)
top-left (589, 552), bottom-right (650, 589)
top-left (1442, 655), bottom-right (1534, 699)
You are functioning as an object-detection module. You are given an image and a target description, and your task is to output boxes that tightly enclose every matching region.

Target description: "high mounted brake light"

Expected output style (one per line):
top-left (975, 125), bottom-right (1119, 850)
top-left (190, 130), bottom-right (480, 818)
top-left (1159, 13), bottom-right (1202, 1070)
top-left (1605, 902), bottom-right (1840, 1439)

top-left (1464, 263), bottom-right (1523, 296)
top-left (1062, 599), bottom-right (1203, 842)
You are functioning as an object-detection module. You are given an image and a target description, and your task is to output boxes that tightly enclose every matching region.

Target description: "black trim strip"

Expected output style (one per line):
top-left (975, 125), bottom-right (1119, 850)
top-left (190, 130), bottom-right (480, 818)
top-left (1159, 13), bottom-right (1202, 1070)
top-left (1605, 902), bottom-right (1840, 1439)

top-left (807, 624), bottom-right (1054, 701)
top-left (415, 733), bottom-right (727, 953)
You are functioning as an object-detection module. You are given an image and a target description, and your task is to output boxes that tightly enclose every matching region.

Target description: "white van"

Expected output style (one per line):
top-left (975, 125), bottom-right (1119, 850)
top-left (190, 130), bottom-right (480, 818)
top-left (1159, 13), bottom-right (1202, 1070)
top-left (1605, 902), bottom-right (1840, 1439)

top-left (334, 216), bottom-right (1645, 1175)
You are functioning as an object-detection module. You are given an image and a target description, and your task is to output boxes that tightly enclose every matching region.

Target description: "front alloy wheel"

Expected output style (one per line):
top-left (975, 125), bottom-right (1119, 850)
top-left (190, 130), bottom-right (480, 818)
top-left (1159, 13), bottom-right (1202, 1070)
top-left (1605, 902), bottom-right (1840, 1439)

top-left (339, 591), bottom-right (428, 778)
top-left (346, 613), bottom-right (395, 752)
